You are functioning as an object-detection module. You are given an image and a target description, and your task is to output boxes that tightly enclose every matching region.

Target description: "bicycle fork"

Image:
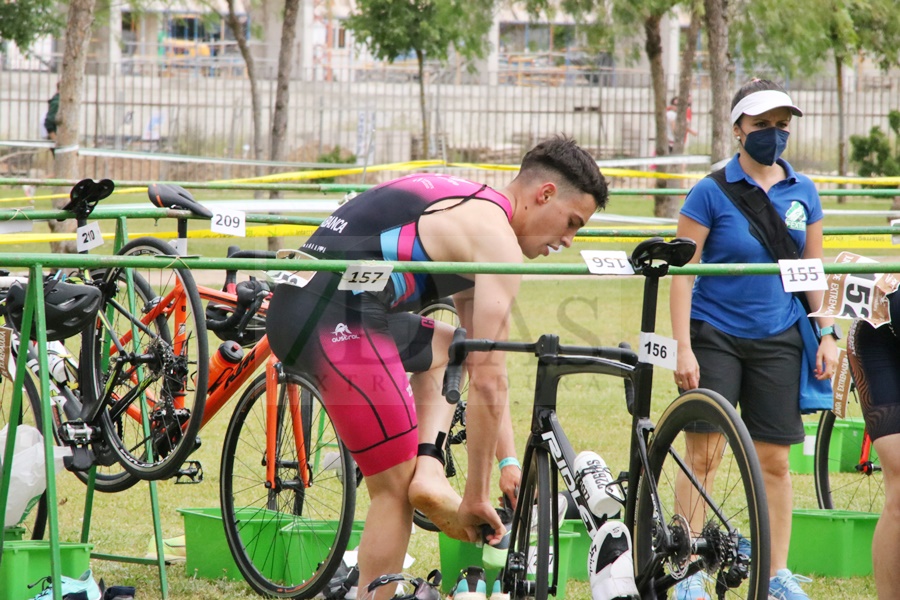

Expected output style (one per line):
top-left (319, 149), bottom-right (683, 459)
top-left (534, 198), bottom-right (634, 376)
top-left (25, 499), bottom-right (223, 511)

top-left (263, 357), bottom-right (312, 512)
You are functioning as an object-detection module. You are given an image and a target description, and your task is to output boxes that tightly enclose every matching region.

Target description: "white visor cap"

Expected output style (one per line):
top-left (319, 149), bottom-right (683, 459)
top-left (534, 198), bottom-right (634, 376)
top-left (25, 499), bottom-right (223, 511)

top-left (730, 90), bottom-right (803, 125)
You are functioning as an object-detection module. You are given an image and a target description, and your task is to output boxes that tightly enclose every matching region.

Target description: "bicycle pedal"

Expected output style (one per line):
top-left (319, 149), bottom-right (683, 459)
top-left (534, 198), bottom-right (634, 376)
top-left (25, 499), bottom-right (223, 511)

top-left (174, 460), bottom-right (203, 484)
top-left (63, 447), bottom-right (97, 473)
top-left (58, 421), bottom-right (98, 445)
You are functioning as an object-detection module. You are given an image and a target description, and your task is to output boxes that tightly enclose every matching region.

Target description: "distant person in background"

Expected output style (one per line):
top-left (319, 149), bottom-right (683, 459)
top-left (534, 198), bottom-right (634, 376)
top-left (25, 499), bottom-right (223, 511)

top-left (845, 290), bottom-right (900, 600)
top-left (666, 96), bottom-right (697, 153)
top-left (44, 83), bottom-right (59, 142)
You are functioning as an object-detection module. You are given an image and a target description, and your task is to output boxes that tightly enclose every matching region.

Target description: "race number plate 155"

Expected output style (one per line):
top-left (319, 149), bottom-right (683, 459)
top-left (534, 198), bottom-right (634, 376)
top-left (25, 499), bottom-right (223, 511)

top-left (338, 262), bottom-right (393, 292)
top-left (778, 258), bottom-right (827, 293)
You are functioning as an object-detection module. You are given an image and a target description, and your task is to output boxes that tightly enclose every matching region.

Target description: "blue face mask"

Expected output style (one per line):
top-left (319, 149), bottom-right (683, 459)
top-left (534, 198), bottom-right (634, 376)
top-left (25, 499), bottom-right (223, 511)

top-left (741, 127), bottom-right (790, 166)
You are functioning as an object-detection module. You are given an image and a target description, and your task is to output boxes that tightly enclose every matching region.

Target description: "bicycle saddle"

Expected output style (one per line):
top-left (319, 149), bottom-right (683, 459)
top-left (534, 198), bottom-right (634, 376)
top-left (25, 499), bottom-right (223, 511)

top-left (59, 178), bottom-right (115, 221)
top-left (148, 183), bottom-right (213, 218)
top-left (630, 237), bottom-right (696, 269)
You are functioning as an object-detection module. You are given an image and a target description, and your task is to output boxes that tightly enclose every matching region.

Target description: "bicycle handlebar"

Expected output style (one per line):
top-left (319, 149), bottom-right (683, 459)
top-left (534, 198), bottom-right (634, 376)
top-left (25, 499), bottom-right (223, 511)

top-left (206, 246), bottom-right (275, 334)
top-left (442, 328), bottom-right (468, 404)
top-left (223, 246), bottom-right (276, 288)
top-left (442, 331), bottom-right (640, 404)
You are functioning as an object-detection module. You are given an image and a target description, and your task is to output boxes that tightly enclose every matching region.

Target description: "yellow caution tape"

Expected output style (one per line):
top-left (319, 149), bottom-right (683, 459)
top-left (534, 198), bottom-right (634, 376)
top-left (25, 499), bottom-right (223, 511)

top-left (4, 160), bottom-right (898, 207)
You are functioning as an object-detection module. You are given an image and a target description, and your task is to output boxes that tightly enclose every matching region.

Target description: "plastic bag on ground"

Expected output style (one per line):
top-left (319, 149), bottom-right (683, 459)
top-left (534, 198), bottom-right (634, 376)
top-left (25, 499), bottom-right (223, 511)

top-left (0, 424), bottom-right (69, 527)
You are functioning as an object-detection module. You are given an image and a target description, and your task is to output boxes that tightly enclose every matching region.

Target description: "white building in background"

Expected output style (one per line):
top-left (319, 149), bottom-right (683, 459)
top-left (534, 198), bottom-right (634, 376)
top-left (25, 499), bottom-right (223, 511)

top-left (3, 0), bottom-right (681, 84)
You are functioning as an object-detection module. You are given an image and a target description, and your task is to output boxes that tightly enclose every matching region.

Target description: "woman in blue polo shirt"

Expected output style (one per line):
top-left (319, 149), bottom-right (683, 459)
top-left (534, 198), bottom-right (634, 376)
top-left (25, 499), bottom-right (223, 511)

top-left (669, 79), bottom-right (839, 600)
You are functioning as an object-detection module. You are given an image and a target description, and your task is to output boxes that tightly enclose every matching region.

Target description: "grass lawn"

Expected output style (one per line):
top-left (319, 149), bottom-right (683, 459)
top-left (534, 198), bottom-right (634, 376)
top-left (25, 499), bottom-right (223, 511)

top-left (0, 183), bottom-right (887, 599)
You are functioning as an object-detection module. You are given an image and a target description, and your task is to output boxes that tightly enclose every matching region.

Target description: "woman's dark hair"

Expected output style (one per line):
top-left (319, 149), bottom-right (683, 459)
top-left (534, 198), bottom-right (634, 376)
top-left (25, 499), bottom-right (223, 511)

top-left (518, 135), bottom-right (608, 210)
top-left (730, 79), bottom-right (789, 124)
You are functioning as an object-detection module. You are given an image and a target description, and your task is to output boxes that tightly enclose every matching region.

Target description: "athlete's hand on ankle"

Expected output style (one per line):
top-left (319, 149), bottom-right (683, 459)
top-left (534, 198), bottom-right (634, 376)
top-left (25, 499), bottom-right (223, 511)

top-left (459, 497), bottom-right (505, 545)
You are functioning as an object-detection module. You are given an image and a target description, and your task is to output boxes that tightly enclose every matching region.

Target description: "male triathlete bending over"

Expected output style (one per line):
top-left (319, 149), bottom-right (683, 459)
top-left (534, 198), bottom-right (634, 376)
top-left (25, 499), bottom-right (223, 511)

top-left (266, 136), bottom-right (608, 599)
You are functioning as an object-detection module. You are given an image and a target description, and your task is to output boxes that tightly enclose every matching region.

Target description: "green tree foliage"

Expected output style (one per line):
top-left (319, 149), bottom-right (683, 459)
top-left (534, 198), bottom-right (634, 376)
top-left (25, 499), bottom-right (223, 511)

top-left (730, 0), bottom-right (900, 78)
top-left (344, 0), bottom-right (494, 158)
top-left (0, 0), bottom-right (64, 50)
top-left (850, 110), bottom-right (900, 178)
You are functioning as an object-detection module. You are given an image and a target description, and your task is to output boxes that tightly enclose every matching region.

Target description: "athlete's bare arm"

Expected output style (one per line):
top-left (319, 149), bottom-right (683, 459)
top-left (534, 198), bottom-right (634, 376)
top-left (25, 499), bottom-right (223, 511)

top-left (420, 200), bottom-right (522, 542)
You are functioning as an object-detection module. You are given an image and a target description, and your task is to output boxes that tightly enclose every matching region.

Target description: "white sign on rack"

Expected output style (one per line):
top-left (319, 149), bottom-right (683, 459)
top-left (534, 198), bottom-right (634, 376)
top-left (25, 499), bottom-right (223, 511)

top-left (76, 222), bottom-right (104, 252)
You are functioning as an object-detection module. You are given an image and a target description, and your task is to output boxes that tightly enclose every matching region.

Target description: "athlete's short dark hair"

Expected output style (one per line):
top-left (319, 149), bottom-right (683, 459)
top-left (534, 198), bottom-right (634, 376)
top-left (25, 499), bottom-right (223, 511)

top-left (519, 136), bottom-right (608, 210)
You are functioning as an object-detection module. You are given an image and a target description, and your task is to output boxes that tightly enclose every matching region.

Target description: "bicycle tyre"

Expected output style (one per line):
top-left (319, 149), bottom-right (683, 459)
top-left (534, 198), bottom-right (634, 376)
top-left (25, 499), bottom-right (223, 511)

top-left (220, 371), bottom-right (356, 598)
top-left (0, 366), bottom-right (47, 540)
top-left (633, 389), bottom-right (770, 600)
top-left (507, 446), bottom-right (552, 600)
top-left (814, 406), bottom-right (883, 513)
top-left (82, 236), bottom-right (208, 481)
top-left (411, 298), bottom-right (469, 532)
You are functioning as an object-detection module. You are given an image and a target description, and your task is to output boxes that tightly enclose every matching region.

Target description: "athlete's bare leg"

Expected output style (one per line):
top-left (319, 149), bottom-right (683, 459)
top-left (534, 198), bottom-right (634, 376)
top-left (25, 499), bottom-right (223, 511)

top-left (408, 319), bottom-right (471, 540)
top-left (358, 459), bottom-right (416, 600)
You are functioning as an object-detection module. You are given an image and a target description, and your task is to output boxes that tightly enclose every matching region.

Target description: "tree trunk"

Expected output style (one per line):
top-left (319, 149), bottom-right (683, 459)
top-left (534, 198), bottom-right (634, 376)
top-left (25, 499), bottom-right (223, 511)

top-left (703, 0), bottom-right (734, 165)
top-left (416, 48), bottom-right (429, 159)
top-left (267, 0), bottom-right (301, 252)
top-left (645, 14), bottom-right (676, 218)
top-left (835, 52), bottom-right (847, 204)
top-left (672, 3), bottom-right (701, 156)
top-left (49, 0), bottom-right (96, 254)
top-left (226, 0), bottom-right (264, 176)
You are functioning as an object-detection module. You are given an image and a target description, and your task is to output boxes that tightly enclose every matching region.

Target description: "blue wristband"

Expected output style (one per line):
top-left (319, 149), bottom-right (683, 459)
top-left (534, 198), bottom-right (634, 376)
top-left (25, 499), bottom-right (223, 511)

top-left (499, 457), bottom-right (520, 470)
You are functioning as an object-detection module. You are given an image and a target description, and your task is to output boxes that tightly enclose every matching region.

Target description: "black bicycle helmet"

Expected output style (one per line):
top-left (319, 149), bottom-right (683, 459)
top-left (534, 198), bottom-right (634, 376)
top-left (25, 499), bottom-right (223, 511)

top-left (3, 279), bottom-right (102, 341)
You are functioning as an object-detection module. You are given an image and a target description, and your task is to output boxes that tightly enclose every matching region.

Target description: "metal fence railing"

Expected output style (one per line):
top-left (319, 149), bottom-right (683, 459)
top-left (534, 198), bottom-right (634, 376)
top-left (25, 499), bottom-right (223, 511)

top-left (2, 62), bottom-right (899, 184)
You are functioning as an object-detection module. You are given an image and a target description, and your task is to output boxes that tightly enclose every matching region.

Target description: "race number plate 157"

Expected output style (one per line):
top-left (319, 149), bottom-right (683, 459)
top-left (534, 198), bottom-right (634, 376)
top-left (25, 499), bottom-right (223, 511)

top-left (338, 262), bottom-right (393, 292)
top-left (211, 208), bottom-right (246, 237)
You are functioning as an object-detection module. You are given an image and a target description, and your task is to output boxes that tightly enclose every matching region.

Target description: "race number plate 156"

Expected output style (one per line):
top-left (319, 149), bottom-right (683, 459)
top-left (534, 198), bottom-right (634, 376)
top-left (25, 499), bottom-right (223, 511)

top-left (638, 331), bottom-right (677, 371)
top-left (211, 208), bottom-right (246, 237)
top-left (778, 258), bottom-right (827, 293)
top-left (338, 263), bottom-right (393, 292)
top-left (76, 222), bottom-right (104, 252)
top-left (581, 250), bottom-right (635, 275)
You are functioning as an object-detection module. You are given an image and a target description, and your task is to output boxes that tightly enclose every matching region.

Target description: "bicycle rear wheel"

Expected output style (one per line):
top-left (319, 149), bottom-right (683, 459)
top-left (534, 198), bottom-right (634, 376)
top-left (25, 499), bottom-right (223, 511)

top-left (633, 389), bottom-right (770, 600)
top-left (82, 236), bottom-right (208, 481)
top-left (814, 401), bottom-right (883, 512)
top-left (220, 371), bottom-right (356, 598)
top-left (505, 446), bottom-right (553, 600)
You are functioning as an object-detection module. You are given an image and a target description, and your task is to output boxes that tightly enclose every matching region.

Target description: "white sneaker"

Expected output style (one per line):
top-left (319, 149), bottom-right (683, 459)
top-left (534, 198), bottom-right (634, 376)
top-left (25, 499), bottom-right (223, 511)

top-left (588, 521), bottom-right (639, 600)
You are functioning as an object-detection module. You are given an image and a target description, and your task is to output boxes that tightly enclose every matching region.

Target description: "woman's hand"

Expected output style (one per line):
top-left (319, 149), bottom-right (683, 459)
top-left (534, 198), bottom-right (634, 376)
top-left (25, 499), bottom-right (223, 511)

top-left (815, 335), bottom-right (839, 380)
top-left (674, 346), bottom-right (701, 390)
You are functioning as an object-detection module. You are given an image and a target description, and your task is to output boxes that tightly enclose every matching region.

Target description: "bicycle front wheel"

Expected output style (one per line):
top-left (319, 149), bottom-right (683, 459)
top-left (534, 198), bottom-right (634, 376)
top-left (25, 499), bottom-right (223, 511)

top-left (814, 405), bottom-right (883, 512)
top-left (633, 389), bottom-right (770, 600)
top-left (220, 371), bottom-right (356, 598)
top-left (83, 236), bottom-right (208, 481)
top-left (506, 446), bottom-right (553, 600)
